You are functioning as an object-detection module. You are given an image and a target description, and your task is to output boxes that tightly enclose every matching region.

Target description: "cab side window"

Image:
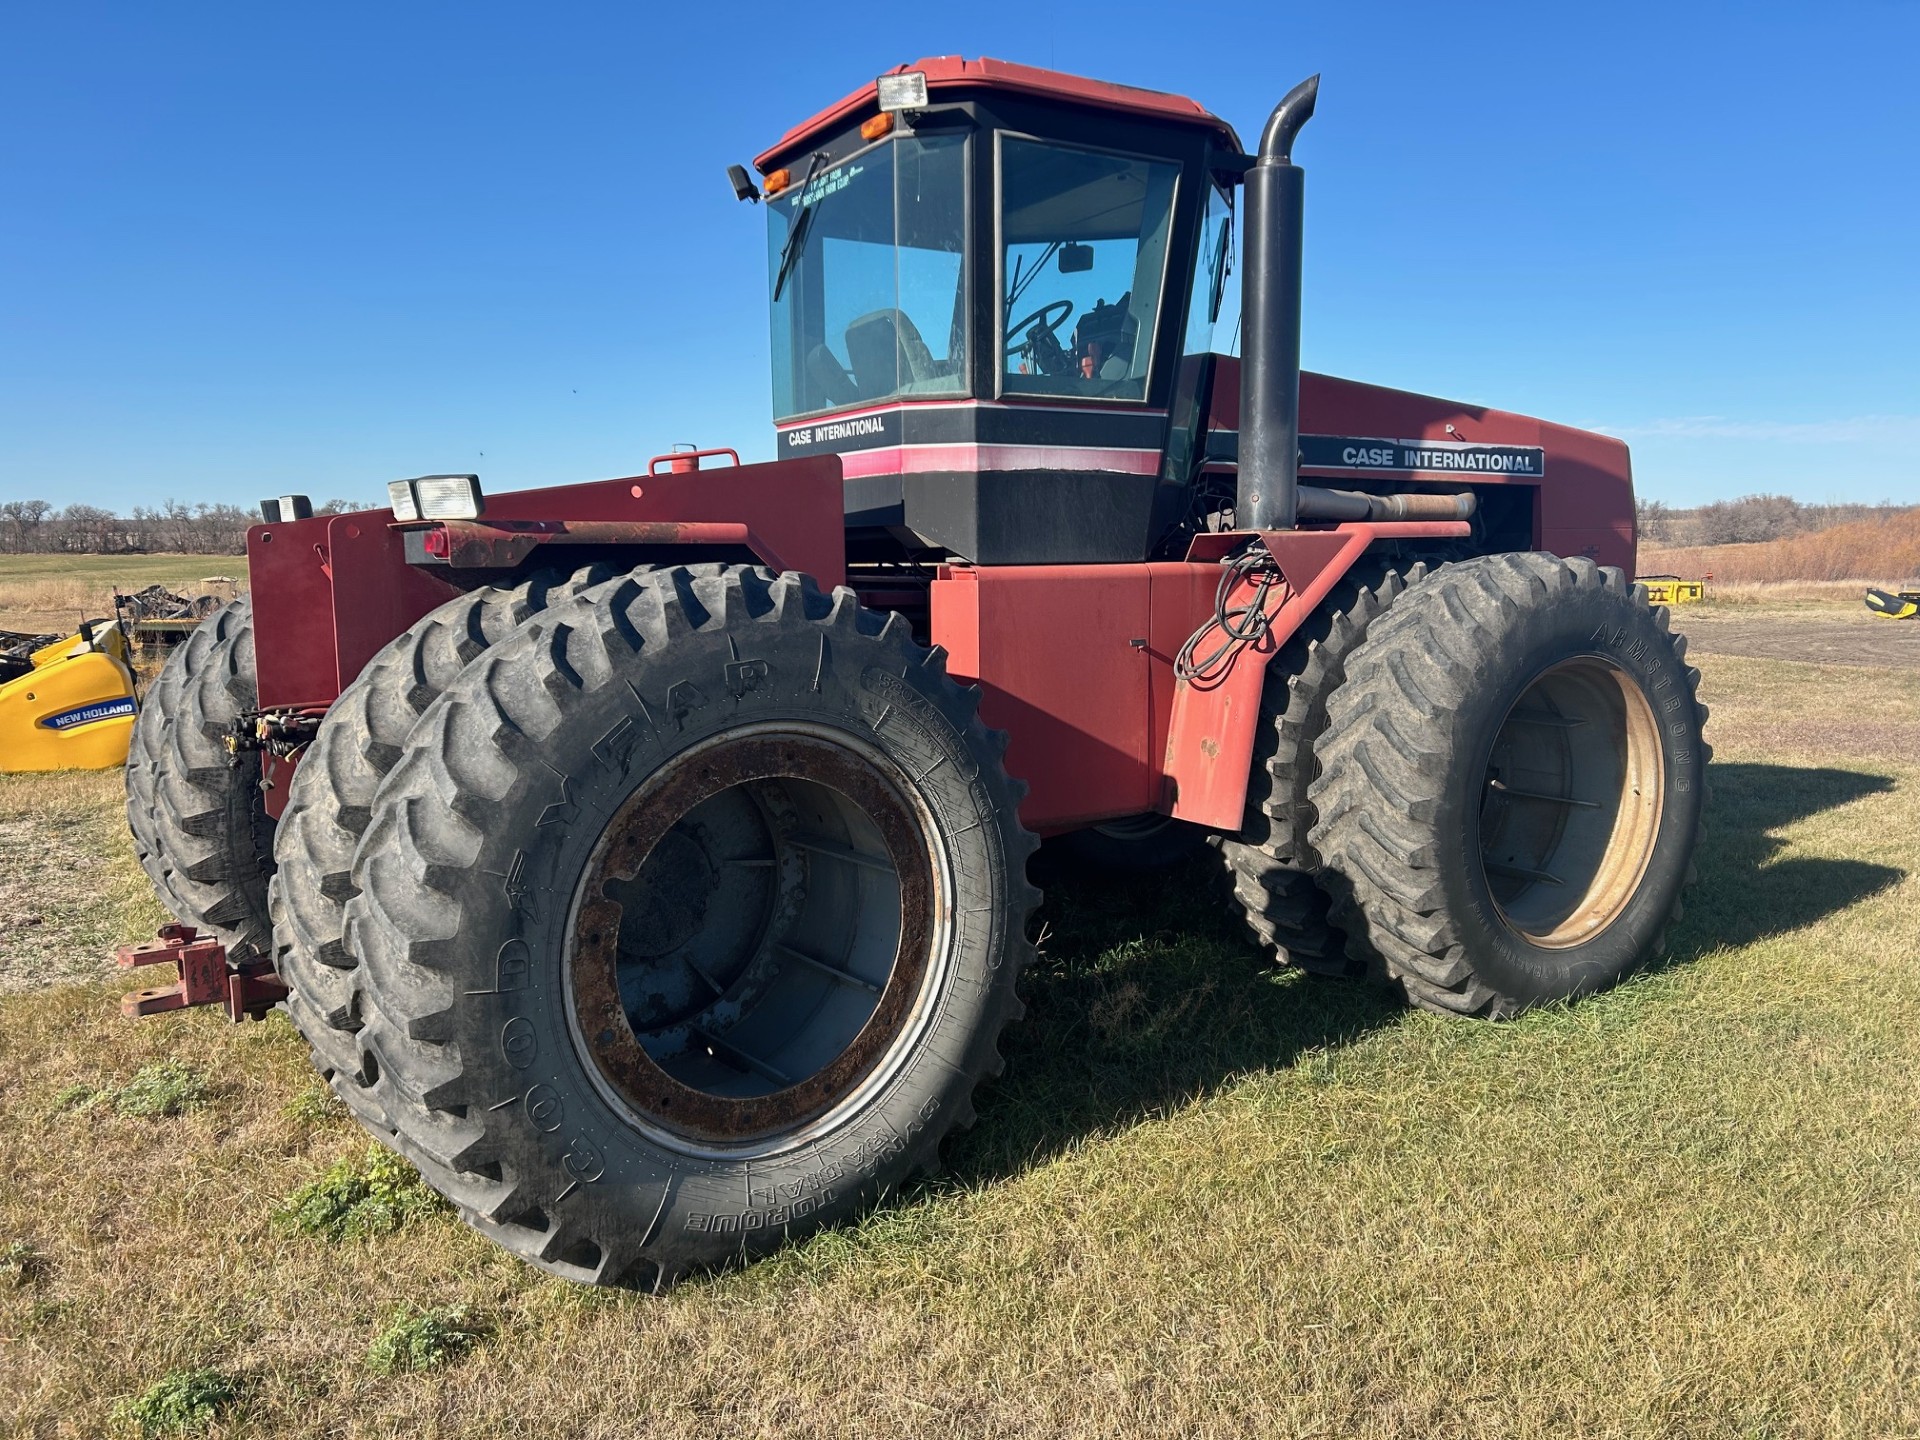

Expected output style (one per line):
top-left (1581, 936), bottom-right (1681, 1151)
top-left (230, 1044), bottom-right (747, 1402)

top-left (1000, 138), bottom-right (1180, 402)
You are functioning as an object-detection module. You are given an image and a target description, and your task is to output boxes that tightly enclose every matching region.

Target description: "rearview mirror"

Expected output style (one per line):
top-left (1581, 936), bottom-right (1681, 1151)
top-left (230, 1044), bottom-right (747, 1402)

top-left (1059, 242), bottom-right (1094, 274)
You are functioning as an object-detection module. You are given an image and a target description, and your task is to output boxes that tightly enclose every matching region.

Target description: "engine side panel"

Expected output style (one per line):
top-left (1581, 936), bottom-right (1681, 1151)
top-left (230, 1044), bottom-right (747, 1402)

top-left (1208, 364), bottom-right (1637, 573)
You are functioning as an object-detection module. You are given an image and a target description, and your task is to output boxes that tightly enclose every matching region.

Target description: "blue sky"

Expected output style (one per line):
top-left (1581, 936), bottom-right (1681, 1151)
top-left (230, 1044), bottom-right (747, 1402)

top-left (2, 2), bottom-right (1915, 512)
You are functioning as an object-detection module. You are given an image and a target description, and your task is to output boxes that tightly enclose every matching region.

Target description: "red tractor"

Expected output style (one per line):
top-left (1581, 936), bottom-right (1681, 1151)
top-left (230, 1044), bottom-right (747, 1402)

top-left (124, 60), bottom-right (1707, 1289)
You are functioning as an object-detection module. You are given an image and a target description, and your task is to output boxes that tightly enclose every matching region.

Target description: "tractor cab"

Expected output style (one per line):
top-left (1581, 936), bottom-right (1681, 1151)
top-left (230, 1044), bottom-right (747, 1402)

top-left (746, 58), bottom-right (1244, 565)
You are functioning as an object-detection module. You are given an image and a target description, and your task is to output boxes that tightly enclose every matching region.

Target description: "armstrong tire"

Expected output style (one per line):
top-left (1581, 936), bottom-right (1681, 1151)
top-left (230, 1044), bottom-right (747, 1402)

top-left (124, 596), bottom-right (275, 961)
top-left (272, 567), bottom-right (615, 1131)
top-left (344, 566), bottom-right (1039, 1288)
top-left (1219, 562), bottom-right (1425, 977)
top-left (1308, 554), bottom-right (1709, 1018)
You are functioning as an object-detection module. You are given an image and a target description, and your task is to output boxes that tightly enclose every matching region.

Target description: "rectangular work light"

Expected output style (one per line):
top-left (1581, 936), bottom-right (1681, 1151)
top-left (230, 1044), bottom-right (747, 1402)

top-left (387, 475), bottom-right (485, 521)
top-left (258, 494), bottom-right (313, 524)
top-left (876, 71), bottom-right (928, 113)
top-left (416, 475), bottom-right (485, 519)
top-left (385, 480), bottom-right (420, 520)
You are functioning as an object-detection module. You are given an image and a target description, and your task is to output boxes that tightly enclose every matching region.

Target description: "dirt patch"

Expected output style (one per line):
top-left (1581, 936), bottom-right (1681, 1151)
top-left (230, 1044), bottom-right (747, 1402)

top-left (1679, 615), bottom-right (1920, 669)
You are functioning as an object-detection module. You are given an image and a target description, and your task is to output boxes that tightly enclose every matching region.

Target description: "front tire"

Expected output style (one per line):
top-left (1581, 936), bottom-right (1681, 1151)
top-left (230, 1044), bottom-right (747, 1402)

top-left (1219, 562), bottom-right (1424, 977)
top-left (1308, 554), bottom-right (1708, 1017)
top-left (344, 567), bottom-right (1039, 1287)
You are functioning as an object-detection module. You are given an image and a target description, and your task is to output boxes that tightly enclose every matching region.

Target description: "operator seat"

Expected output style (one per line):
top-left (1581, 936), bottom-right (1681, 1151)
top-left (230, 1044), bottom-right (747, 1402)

top-left (844, 308), bottom-right (939, 398)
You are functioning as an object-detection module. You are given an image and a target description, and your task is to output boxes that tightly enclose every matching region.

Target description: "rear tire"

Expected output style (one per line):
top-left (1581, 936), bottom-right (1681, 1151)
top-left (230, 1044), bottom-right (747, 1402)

top-left (1308, 554), bottom-right (1708, 1017)
top-left (124, 597), bottom-right (274, 961)
top-left (344, 567), bottom-right (1039, 1287)
top-left (273, 567), bottom-right (614, 1130)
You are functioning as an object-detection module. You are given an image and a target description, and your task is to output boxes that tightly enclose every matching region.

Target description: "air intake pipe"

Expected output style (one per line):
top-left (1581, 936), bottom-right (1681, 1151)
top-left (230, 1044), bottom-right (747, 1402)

top-left (1236, 74), bottom-right (1318, 532)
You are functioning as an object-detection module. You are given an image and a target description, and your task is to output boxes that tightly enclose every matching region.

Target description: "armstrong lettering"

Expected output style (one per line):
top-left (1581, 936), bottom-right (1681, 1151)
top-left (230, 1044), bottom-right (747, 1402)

top-left (1300, 434), bottom-right (1545, 478)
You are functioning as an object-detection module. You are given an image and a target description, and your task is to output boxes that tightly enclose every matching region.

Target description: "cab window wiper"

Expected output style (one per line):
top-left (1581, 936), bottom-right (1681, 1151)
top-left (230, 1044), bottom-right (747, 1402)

top-left (772, 152), bottom-right (829, 303)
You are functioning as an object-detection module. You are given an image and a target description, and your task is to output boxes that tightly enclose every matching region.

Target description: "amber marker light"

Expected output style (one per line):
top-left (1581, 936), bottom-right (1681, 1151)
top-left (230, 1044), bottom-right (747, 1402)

top-left (762, 168), bottom-right (792, 197)
top-left (860, 112), bottom-right (895, 141)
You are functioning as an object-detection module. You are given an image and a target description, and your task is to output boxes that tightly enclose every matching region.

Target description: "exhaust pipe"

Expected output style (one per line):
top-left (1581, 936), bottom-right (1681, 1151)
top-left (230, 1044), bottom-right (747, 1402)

top-left (1295, 487), bottom-right (1479, 522)
top-left (1237, 73), bottom-right (1319, 532)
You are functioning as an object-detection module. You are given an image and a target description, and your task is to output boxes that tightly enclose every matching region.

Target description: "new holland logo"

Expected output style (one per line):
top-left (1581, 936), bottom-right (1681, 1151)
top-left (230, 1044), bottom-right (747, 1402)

top-left (38, 696), bottom-right (137, 731)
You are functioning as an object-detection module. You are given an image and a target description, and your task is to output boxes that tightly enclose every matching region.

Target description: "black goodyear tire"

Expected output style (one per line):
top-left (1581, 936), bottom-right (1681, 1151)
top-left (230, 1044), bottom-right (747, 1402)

top-left (1308, 553), bottom-right (1708, 1018)
top-left (124, 596), bottom-right (275, 961)
top-left (1057, 813), bottom-right (1209, 872)
top-left (345, 567), bottom-right (1039, 1287)
top-left (273, 567), bottom-right (613, 1130)
top-left (1219, 563), bottom-right (1425, 977)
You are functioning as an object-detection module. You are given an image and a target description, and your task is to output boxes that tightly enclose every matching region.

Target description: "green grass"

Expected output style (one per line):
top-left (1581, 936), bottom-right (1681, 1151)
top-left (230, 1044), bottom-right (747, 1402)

top-left (272, 1145), bottom-right (446, 1243)
top-left (0, 551), bottom-right (242, 632)
top-left (0, 554), bottom-right (240, 586)
top-left (0, 648), bottom-right (1915, 1437)
top-left (364, 1306), bottom-right (485, 1377)
top-left (109, 1367), bottom-right (241, 1436)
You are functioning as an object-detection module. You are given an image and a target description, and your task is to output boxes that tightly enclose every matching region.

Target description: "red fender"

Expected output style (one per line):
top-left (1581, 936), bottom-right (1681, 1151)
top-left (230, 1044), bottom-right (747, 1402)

top-left (1163, 521), bottom-right (1469, 830)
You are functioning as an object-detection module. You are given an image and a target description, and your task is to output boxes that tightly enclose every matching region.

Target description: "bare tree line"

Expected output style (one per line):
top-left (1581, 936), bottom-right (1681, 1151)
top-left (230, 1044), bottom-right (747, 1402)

top-left (0, 498), bottom-right (367, 555)
top-left (1637, 494), bottom-right (1916, 548)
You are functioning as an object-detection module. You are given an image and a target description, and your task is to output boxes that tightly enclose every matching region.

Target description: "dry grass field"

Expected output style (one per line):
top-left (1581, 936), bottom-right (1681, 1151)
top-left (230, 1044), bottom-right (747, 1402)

top-left (1643, 509), bottom-right (1920, 587)
top-left (0, 555), bottom-right (242, 636)
top-left (0, 585), bottom-right (1916, 1436)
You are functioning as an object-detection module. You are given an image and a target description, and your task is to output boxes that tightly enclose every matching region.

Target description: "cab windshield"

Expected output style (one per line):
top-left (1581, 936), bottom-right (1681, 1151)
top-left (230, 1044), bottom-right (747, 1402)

top-left (767, 134), bottom-right (968, 421)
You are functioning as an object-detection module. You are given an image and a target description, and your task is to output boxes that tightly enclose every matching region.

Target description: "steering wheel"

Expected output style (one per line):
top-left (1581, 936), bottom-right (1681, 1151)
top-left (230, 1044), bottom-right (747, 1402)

top-left (1005, 298), bottom-right (1074, 355)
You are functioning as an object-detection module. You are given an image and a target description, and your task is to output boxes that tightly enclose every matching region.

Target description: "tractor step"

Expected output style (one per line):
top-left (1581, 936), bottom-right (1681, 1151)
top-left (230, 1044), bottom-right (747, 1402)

top-left (116, 923), bottom-right (289, 1022)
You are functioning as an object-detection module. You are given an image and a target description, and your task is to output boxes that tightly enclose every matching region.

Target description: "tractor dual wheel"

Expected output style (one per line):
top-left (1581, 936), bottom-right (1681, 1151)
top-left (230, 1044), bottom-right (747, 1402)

top-left (125, 596), bottom-right (275, 962)
top-left (1309, 553), bottom-right (1709, 1017)
top-left (272, 566), bottom-right (615, 1131)
top-left (342, 566), bottom-right (1038, 1288)
top-left (1220, 562), bottom-right (1426, 977)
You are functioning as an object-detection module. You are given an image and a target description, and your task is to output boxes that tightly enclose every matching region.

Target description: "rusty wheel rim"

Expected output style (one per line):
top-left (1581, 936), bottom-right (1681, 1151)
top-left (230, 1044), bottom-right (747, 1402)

top-left (564, 725), bottom-right (944, 1154)
top-left (1477, 656), bottom-right (1665, 950)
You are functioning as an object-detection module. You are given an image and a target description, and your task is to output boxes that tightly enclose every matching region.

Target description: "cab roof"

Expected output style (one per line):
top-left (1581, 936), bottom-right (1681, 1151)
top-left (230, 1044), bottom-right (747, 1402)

top-left (753, 56), bottom-right (1243, 173)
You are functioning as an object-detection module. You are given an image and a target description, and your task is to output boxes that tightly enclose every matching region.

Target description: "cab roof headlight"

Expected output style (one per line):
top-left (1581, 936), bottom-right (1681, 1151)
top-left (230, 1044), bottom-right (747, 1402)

top-left (876, 71), bottom-right (928, 113)
top-left (414, 474), bottom-right (485, 520)
top-left (385, 479), bottom-right (420, 521)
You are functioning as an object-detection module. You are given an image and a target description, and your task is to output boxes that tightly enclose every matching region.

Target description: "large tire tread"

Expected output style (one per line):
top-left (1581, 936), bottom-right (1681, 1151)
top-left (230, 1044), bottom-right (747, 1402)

top-left (1308, 553), bottom-right (1709, 1018)
top-left (343, 567), bottom-right (1038, 1287)
top-left (1218, 562), bottom-right (1425, 977)
top-left (125, 597), bottom-right (274, 961)
top-left (274, 568), bottom-right (617, 1130)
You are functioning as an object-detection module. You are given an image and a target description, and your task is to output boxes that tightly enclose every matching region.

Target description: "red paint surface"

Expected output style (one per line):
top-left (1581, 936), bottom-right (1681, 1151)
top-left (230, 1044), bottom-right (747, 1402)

top-left (247, 456), bottom-right (847, 717)
top-left (756, 56), bottom-right (1240, 173)
top-left (930, 522), bottom-right (1471, 833)
top-left (933, 565), bottom-right (1163, 831)
top-left (1210, 364), bottom-right (1637, 573)
top-left (1163, 523), bottom-right (1467, 830)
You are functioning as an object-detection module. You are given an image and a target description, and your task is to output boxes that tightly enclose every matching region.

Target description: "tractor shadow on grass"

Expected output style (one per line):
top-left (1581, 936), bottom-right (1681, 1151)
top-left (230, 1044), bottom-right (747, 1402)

top-left (947, 844), bottom-right (1404, 1186)
top-left (1660, 760), bottom-right (1905, 962)
top-left (950, 760), bottom-right (1904, 1187)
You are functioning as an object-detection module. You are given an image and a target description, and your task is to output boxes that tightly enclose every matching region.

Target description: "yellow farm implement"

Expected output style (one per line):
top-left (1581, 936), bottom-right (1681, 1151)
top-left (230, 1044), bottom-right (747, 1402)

top-left (0, 620), bottom-right (139, 772)
top-left (1638, 575), bottom-right (1707, 605)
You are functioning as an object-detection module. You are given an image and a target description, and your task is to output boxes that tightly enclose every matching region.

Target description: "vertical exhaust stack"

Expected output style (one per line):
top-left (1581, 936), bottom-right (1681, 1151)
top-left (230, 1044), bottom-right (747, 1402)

top-left (1237, 74), bottom-right (1319, 532)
